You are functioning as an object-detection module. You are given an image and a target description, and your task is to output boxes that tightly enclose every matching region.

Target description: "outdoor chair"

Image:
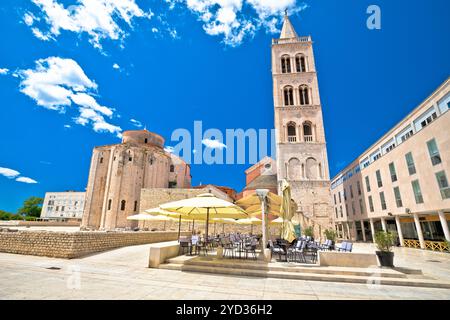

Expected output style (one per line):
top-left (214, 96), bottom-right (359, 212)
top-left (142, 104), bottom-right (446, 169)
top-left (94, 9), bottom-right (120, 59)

top-left (221, 238), bottom-right (235, 259)
top-left (305, 246), bottom-right (318, 264)
top-left (244, 239), bottom-right (258, 260)
top-left (179, 239), bottom-right (191, 255)
top-left (319, 239), bottom-right (333, 251)
top-left (336, 241), bottom-right (353, 252)
top-left (268, 240), bottom-right (287, 261)
top-left (288, 240), bottom-right (306, 263)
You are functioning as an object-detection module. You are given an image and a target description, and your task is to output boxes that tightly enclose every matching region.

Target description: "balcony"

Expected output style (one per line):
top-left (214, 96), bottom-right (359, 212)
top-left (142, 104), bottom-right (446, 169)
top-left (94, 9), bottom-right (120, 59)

top-left (287, 136), bottom-right (297, 143)
top-left (272, 36), bottom-right (312, 45)
top-left (304, 135), bottom-right (313, 142)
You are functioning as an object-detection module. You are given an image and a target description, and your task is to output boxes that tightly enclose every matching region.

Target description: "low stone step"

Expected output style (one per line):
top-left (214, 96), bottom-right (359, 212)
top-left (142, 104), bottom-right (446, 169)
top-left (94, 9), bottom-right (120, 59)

top-left (159, 263), bottom-right (450, 289)
top-left (182, 258), bottom-right (407, 279)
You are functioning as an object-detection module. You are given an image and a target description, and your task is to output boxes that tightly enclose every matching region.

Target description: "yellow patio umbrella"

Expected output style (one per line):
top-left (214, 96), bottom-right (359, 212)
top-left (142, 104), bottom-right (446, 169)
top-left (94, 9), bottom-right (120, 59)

top-left (236, 192), bottom-right (282, 216)
top-left (159, 193), bottom-right (248, 240)
top-left (280, 179), bottom-right (297, 243)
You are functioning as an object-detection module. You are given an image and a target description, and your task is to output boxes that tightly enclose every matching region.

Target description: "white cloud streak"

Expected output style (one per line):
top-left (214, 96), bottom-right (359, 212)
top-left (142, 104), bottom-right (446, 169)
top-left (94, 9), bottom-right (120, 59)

top-left (16, 177), bottom-right (38, 184)
top-left (26, 0), bottom-right (153, 49)
top-left (0, 68), bottom-right (9, 75)
top-left (202, 138), bottom-right (227, 149)
top-left (0, 167), bottom-right (20, 178)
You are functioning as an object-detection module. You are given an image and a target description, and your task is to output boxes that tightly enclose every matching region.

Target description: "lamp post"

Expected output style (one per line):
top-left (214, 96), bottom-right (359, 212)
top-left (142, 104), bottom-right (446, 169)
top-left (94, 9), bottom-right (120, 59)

top-left (256, 189), bottom-right (270, 261)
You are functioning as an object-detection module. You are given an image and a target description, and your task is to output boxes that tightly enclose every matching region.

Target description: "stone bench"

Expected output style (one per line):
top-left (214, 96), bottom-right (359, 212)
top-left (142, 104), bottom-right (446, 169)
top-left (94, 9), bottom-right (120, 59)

top-left (148, 241), bottom-right (180, 268)
top-left (318, 251), bottom-right (378, 268)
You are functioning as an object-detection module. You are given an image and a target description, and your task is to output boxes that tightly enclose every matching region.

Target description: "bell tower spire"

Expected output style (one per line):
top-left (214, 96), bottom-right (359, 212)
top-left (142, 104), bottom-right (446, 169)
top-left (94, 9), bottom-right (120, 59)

top-left (280, 12), bottom-right (298, 39)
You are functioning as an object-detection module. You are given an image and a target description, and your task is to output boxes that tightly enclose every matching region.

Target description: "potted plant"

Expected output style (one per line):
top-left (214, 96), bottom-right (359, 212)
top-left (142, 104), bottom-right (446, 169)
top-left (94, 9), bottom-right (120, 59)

top-left (375, 231), bottom-right (396, 267)
top-left (324, 229), bottom-right (337, 250)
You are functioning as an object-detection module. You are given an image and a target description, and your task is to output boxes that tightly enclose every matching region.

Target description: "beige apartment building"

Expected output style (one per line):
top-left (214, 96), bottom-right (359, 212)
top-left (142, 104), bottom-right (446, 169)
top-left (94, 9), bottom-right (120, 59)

top-left (331, 78), bottom-right (450, 252)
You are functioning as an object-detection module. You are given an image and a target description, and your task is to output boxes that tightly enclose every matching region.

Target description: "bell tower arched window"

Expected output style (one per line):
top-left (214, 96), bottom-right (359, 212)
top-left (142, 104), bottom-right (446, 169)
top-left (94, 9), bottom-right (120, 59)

top-left (303, 122), bottom-right (313, 142)
top-left (287, 122), bottom-right (297, 143)
top-left (299, 85), bottom-right (310, 105)
top-left (281, 55), bottom-right (291, 73)
top-left (120, 200), bottom-right (126, 211)
top-left (296, 55), bottom-right (307, 72)
top-left (283, 86), bottom-right (294, 106)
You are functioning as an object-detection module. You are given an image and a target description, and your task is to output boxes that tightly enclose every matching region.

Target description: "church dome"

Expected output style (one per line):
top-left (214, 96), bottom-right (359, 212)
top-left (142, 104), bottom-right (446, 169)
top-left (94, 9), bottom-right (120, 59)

top-left (121, 129), bottom-right (165, 148)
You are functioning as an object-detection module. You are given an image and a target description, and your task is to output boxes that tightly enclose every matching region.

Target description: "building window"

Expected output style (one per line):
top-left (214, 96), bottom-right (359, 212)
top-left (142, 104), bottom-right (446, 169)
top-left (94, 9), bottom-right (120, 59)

top-left (411, 180), bottom-right (424, 204)
top-left (283, 86), bottom-right (294, 106)
top-left (427, 139), bottom-right (442, 166)
top-left (350, 185), bottom-right (354, 199)
top-left (368, 196), bottom-right (374, 212)
top-left (357, 181), bottom-right (362, 196)
top-left (287, 122), bottom-right (297, 142)
top-left (359, 199), bottom-right (364, 214)
top-left (299, 85), bottom-right (310, 105)
top-left (303, 122), bottom-right (313, 142)
top-left (170, 165), bottom-right (175, 173)
top-left (169, 181), bottom-right (177, 188)
top-left (345, 204), bottom-right (348, 217)
top-left (281, 55), bottom-right (291, 73)
top-left (134, 201), bottom-right (138, 212)
top-left (335, 207), bottom-right (338, 219)
top-left (100, 157), bottom-right (103, 164)
top-left (379, 192), bottom-right (386, 210)
top-left (333, 194), bottom-right (337, 205)
top-left (56, 206), bottom-right (59, 212)
top-left (420, 111), bottom-right (437, 129)
top-left (365, 176), bottom-right (371, 192)
top-left (144, 138), bottom-right (148, 143)
top-left (61, 206), bottom-right (65, 212)
top-left (339, 206), bottom-right (343, 218)
top-left (393, 187), bottom-right (403, 208)
top-left (120, 200), bottom-right (126, 211)
top-left (338, 191), bottom-right (342, 203)
top-left (129, 157), bottom-right (132, 161)
top-left (405, 152), bottom-right (416, 175)
top-left (351, 201), bottom-right (355, 215)
top-left (376, 170), bottom-right (383, 188)
top-left (389, 162), bottom-right (397, 182)
top-left (295, 55), bottom-right (306, 72)
top-left (343, 189), bottom-right (347, 201)
top-left (108, 199), bottom-right (112, 210)
top-left (435, 171), bottom-right (450, 199)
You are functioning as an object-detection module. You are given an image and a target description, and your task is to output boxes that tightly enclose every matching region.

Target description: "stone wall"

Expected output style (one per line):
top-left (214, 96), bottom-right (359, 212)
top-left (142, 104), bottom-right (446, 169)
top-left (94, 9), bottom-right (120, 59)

top-left (0, 230), bottom-right (189, 259)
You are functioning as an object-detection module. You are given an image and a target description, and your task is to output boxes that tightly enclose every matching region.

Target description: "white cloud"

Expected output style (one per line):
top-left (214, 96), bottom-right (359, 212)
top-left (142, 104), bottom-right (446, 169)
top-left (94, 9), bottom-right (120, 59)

top-left (112, 63), bottom-right (120, 69)
top-left (18, 56), bottom-right (122, 137)
top-left (172, 0), bottom-right (306, 46)
top-left (202, 138), bottom-right (227, 149)
top-left (16, 177), bottom-right (38, 184)
top-left (0, 68), bottom-right (9, 75)
top-left (164, 146), bottom-right (175, 153)
top-left (27, 0), bottom-right (153, 49)
top-left (0, 167), bottom-right (20, 178)
top-left (151, 27), bottom-right (159, 33)
top-left (64, 124), bottom-right (71, 128)
top-left (130, 118), bottom-right (143, 128)
top-left (0, 167), bottom-right (38, 184)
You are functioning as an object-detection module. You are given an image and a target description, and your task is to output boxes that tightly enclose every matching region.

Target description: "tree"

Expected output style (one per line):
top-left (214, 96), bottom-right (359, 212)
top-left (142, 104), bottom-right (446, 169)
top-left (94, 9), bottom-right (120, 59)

top-left (17, 196), bottom-right (43, 218)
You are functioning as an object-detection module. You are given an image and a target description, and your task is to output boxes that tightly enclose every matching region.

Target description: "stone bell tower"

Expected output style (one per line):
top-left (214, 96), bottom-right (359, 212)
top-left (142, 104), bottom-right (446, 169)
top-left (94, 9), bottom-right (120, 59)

top-left (272, 13), bottom-right (333, 235)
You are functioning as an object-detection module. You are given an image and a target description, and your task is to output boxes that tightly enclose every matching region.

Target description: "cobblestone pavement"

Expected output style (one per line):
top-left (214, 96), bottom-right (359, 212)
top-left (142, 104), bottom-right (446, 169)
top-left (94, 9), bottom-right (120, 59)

top-left (1, 242), bottom-right (450, 300)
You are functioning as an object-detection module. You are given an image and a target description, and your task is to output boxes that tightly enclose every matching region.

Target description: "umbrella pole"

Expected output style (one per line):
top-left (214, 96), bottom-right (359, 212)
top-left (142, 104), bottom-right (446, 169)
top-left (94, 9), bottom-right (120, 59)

top-left (214, 222), bottom-right (216, 236)
top-left (192, 219), bottom-right (195, 234)
top-left (178, 215), bottom-right (181, 242)
top-left (222, 223), bottom-right (224, 234)
top-left (251, 224), bottom-right (253, 234)
top-left (205, 208), bottom-right (210, 242)
top-left (164, 221), bottom-right (166, 231)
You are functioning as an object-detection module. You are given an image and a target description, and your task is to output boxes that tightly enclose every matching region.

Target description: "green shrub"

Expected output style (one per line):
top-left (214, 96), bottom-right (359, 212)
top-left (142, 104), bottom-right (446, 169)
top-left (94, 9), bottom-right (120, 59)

top-left (303, 226), bottom-right (314, 237)
top-left (324, 229), bottom-right (337, 241)
top-left (375, 231), bottom-right (396, 252)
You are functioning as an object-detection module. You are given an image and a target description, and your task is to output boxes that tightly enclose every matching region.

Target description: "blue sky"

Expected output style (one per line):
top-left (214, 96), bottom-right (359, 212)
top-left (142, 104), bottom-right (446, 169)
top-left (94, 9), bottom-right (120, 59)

top-left (0, 0), bottom-right (449, 212)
